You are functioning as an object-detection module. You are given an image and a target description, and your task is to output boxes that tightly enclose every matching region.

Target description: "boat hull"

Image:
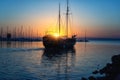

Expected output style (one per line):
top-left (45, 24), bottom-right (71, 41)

top-left (43, 36), bottom-right (76, 49)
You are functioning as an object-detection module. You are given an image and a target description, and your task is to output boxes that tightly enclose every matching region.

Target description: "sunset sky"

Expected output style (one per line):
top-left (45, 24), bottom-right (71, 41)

top-left (0, 0), bottom-right (120, 38)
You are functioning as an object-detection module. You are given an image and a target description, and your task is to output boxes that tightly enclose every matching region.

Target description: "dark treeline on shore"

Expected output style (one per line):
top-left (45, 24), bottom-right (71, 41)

top-left (0, 26), bottom-right (42, 42)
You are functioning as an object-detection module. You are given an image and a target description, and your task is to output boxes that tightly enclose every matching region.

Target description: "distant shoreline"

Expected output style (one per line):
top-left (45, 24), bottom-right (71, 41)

top-left (0, 38), bottom-right (42, 42)
top-left (78, 38), bottom-right (120, 40)
top-left (0, 37), bottom-right (120, 42)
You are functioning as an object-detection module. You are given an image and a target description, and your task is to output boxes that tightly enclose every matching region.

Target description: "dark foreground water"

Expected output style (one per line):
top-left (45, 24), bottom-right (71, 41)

top-left (0, 41), bottom-right (120, 80)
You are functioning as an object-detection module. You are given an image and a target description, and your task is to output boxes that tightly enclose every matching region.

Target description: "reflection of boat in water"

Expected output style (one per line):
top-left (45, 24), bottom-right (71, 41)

top-left (43, 0), bottom-right (76, 49)
top-left (42, 47), bottom-right (75, 58)
top-left (41, 47), bottom-right (76, 79)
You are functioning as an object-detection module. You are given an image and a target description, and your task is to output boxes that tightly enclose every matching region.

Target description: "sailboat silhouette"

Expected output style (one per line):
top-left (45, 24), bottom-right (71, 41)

top-left (43, 0), bottom-right (76, 49)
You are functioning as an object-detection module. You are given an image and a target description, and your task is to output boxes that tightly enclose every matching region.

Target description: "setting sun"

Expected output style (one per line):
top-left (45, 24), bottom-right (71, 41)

top-left (53, 33), bottom-right (59, 38)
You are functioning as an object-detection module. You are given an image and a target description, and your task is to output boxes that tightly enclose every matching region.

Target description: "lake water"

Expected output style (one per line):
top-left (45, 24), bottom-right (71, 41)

top-left (0, 41), bottom-right (120, 80)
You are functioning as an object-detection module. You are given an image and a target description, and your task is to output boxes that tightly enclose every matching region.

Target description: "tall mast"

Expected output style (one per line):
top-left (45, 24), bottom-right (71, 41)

top-left (15, 26), bottom-right (16, 39)
top-left (66, 0), bottom-right (69, 37)
top-left (85, 29), bottom-right (86, 41)
top-left (59, 3), bottom-right (61, 36)
top-left (0, 27), bottom-right (3, 38)
top-left (21, 25), bottom-right (23, 38)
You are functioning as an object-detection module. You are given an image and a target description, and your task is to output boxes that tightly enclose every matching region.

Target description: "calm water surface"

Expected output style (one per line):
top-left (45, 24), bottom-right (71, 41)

top-left (0, 41), bottom-right (120, 80)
